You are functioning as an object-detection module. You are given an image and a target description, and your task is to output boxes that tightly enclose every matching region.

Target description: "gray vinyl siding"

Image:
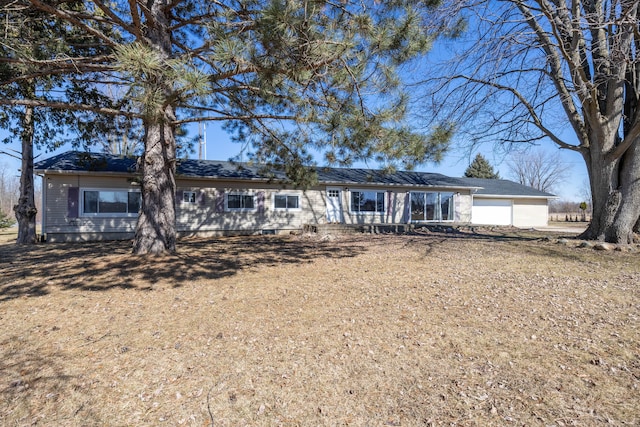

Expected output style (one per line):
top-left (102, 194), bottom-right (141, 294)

top-left (43, 175), bottom-right (139, 241)
top-left (174, 179), bottom-right (325, 235)
top-left (43, 175), bottom-right (327, 240)
top-left (42, 173), bottom-right (478, 242)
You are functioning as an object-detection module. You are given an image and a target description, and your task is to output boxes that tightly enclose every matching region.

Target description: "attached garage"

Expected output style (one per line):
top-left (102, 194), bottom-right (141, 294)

top-left (461, 178), bottom-right (556, 228)
top-left (472, 198), bottom-right (512, 225)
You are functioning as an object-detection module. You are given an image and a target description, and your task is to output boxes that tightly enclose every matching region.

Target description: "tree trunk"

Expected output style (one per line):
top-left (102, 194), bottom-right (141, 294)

top-left (132, 0), bottom-right (177, 255)
top-left (581, 139), bottom-right (640, 244)
top-left (132, 116), bottom-right (177, 255)
top-left (606, 141), bottom-right (640, 243)
top-left (13, 104), bottom-right (38, 245)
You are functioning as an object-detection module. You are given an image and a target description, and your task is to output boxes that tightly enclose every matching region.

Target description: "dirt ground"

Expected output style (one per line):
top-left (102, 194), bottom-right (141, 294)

top-left (1, 229), bottom-right (639, 426)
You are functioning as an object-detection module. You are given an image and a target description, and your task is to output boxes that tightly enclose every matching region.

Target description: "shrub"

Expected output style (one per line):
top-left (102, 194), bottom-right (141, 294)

top-left (0, 210), bottom-right (14, 229)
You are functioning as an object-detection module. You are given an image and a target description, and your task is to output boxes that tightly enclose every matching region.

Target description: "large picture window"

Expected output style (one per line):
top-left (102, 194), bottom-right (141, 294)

top-left (273, 194), bottom-right (300, 210)
top-left (226, 193), bottom-right (255, 210)
top-left (411, 192), bottom-right (454, 222)
top-left (351, 190), bottom-right (385, 213)
top-left (82, 189), bottom-right (141, 216)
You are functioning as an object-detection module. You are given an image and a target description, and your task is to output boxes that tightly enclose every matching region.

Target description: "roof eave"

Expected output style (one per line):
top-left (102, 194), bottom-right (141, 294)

top-left (35, 169), bottom-right (137, 177)
top-left (176, 174), bottom-right (281, 183)
top-left (319, 180), bottom-right (481, 191)
top-left (473, 194), bottom-right (557, 199)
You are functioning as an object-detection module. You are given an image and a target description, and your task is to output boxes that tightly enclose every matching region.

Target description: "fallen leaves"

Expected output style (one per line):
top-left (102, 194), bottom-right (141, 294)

top-left (1, 232), bottom-right (639, 425)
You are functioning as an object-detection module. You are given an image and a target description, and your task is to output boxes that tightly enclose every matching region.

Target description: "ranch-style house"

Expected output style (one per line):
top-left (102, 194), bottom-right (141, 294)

top-left (34, 151), bottom-right (556, 242)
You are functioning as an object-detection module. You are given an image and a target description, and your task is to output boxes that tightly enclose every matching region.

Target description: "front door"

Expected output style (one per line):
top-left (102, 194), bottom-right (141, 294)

top-left (326, 187), bottom-right (343, 223)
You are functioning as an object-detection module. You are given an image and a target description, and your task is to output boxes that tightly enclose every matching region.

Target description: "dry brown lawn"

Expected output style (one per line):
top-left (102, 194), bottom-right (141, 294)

top-left (1, 229), bottom-right (639, 426)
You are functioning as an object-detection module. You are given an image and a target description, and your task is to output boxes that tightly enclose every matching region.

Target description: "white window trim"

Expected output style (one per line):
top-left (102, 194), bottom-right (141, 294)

top-left (182, 190), bottom-right (197, 204)
top-left (272, 192), bottom-right (302, 211)
top-left (80, 188), bottom-right (141, 218)
top-left (225, 192), bottom-right (257, 212)
top-left (349, 189), bottom-right (386, 215)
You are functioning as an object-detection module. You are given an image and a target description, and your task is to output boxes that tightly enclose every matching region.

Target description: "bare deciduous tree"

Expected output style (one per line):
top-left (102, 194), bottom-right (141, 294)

top-left (420, 0), bottom-right (640, 243)
top-left (0, 161), bottom-right (19, 221)
top-left (506, 149), bottom-right (569, 194)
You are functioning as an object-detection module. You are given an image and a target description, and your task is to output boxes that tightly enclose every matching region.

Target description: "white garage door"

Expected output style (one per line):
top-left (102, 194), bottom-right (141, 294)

top-left (472, 198), bottom-right (512, 225)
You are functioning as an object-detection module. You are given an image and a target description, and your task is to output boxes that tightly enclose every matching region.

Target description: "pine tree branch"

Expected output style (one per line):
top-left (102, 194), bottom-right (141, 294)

top-left (0, 55), bottom-right (114, 68)
top-left (0, 62), bottom-right (116, 86)
top-left (28, 0), bottom-right (120, 48)
top-left (0, 98), bottom-right (141, 119)
top-left (172, 113), bottom-right (297, 125)
top-left (92, 0), bottom-right (144, 43)
top-left (128, 0), bottom-right (143, 39)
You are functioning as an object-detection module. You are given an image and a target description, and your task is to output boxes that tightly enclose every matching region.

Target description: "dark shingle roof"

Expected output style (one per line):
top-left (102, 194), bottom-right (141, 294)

top-left (35, 151), bottom-right (555, 197)
top-left (34, 151), bottom-right (472, 188)
top-left (315, 167), bottom-right (469, 188)
top-left (35, 151), bottom-right (139, 174)
top-left (459, 177), bottom-right (556, 198)
top-left (34, 151), bottom-right (283, 180)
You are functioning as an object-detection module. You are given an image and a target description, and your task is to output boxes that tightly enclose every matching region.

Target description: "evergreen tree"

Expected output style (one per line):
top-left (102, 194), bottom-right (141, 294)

top-left (0, 209), bottom-right (14, 229)
top-left (0, 1), bottom-right (120, 244)
top-left (464, 154), bottom-right (500, 179)
top-left (3, 0), bottom-right (452, 255)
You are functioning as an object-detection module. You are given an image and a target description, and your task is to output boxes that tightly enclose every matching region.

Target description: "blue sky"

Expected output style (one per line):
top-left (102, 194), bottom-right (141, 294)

top-left (1, 122), bottom-right (589, 202)
top-left (1, 7), bottom-right (592, 203)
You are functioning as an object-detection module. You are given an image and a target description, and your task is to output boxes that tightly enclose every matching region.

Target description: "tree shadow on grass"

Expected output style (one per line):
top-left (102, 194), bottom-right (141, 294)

top-left (0, 334), bottom-right (102, 425)
top-left (0, 235), bottom-right (366, 301)
top-left (399, 226), bottom-right (600, 264)
top-left (409, 225), bottom-right (584, 243)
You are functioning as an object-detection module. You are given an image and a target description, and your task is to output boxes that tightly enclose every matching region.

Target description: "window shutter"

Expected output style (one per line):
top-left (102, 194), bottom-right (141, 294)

top-left (215, 190), bottom-right (225, 212)
top-left (67, 187), bottom-right (79, 218)
top-left (257, 191), bottom-right (265, 214)
top-left (404, 192), bottom-right (410, 223)
top-left (198, 191), bottom-right (206, 206)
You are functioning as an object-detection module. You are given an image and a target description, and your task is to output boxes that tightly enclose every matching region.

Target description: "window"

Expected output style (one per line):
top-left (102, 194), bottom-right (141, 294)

top-left (183, 191), bottom-right (196, 203)
top-left (410, 192), bottom-right (454, 222)
top-left (351, 190), bottom-right (385, 213)
top-left (82, 189), bottom-right (141, 216)
top-left (327, 189), bottom-right (340, 198)
top-left (274, 194), bottom-right (300, 210)
top-left (227, 193), bottom-right (255, 210)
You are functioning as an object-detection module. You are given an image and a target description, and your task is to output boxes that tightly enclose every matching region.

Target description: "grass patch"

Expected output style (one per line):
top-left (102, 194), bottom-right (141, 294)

top-left (0, 227), bottom-right (18, 245)
top-left (1, 231), bottom-right (639, 426)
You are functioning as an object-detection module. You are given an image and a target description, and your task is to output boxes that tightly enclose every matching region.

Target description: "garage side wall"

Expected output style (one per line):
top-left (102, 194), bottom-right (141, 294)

top-left (512, 198), bottom-right (549, 227)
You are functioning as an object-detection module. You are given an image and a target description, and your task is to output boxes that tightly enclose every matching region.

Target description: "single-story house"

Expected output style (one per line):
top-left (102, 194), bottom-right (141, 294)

top-left (34, 151), bottom-right (556, 242)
